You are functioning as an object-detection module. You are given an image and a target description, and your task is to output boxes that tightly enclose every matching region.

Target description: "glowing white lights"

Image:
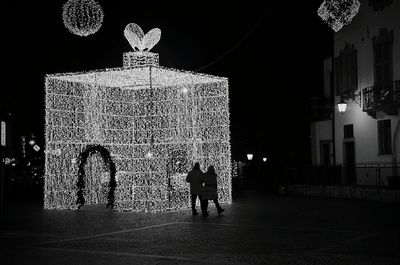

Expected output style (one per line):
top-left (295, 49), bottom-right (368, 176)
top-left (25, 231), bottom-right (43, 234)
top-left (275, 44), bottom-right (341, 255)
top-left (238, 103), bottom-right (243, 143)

top-left (318, 0), bottom-right (361, 32)
top-left (338, 100), bottom-right (347, 113)
top-left (44, 52), bottom-right (232, 212)
top-left (33, 145), bottom-right (41, 152)
top-left (231, 160), bottom-right (238, 177)
top-left (62, 0), bottom-right (104, 37)
top-left (1, 121), bottom-right (5, 147)
top-left (123, 51), bottom-right (159, 68)
top-left (124, 23), bottom-right (161, 51)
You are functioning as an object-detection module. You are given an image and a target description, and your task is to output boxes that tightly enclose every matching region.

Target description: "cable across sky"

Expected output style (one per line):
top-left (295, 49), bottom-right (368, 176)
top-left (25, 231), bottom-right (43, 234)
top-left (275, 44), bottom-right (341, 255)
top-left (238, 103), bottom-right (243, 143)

top-left (194, 2), bottom-right (276, 72)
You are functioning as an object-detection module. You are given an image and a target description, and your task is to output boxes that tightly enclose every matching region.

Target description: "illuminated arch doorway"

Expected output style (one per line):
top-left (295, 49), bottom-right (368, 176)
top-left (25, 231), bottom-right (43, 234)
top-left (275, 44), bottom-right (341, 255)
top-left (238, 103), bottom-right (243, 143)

top-left (76, 145), bottom-right (116, 209)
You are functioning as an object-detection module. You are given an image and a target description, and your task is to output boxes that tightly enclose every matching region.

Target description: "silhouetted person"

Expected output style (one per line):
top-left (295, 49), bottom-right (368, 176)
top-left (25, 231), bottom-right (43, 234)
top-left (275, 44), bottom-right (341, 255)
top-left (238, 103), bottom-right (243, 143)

top-left (201, 165), bottom-right (224, 216)
top-left (186, 162), bottom-right (204, 215)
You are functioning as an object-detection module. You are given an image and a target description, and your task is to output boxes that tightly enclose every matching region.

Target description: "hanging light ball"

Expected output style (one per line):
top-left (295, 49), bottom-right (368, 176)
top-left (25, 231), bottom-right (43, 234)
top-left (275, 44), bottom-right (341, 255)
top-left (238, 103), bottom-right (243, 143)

top-left (318, 0), bottom-right (360, 32)
top-left (62, 0), bottom-right (104, 37)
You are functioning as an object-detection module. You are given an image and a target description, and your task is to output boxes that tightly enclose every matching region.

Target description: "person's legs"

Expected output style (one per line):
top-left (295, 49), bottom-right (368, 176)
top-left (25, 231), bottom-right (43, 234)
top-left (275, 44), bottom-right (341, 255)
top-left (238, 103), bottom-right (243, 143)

top-left (201, 198), bottom-right (209, 216)
top-left (191, 194), bottom-right (198, 215)
top-left (213, 198), bottom-right (224, 214)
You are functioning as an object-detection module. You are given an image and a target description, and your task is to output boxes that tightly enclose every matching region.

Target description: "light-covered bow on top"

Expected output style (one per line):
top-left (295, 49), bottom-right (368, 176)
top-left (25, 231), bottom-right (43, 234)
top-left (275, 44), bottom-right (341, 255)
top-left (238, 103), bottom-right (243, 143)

top-left (124, 23), bottom-right (161, 51)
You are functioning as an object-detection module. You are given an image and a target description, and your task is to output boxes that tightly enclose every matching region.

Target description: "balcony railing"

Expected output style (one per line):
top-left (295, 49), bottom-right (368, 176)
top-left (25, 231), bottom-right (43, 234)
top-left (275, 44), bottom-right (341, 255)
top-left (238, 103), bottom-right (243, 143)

top-left (362, 80), bottom-right (400, 113)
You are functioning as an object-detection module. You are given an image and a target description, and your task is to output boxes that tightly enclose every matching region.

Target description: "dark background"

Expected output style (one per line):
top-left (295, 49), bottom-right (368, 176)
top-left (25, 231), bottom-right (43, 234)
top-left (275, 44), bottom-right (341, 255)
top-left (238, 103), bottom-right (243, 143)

top-left (2, 0), bottom-right (332, 165)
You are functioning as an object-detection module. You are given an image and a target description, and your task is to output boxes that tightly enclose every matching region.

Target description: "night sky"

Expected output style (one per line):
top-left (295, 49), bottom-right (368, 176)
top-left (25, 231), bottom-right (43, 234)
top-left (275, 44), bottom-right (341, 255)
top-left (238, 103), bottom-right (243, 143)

top-left (3, 0), bottom-right (332, 164)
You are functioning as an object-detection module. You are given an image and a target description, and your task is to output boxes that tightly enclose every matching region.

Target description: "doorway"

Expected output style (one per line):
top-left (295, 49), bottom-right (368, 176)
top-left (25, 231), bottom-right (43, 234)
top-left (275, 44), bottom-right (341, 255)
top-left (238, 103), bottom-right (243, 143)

top-left (76, 145), bottom-right (116, 209)
top-left (166, 147), bottom-right (191, 210)
top-left (321, 142), bottom-right (331, 166)
top-left (344, 141), bottom-right (356, 185)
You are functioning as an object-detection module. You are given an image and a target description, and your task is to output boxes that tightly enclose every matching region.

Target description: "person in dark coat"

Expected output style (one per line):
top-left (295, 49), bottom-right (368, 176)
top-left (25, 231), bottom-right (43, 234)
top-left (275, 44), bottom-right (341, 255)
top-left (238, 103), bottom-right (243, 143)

top-left (186, 162), bottom-right (204, 215)
top-left (201, 165), bottom-right (224, 216)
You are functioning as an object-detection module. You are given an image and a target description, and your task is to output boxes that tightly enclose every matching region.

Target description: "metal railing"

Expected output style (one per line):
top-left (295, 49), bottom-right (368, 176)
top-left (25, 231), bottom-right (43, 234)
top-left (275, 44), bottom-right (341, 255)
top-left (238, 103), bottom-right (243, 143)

top-left (299, 163), bottom-right (400, 189)
top-left (362, 80), bottom-right (400, 112)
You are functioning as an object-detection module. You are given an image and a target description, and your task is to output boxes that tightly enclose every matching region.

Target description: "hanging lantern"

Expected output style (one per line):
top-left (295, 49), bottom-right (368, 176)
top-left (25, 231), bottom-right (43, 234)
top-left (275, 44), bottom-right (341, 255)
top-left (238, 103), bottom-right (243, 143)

top-left (338, 99), bottom-right (347, 113)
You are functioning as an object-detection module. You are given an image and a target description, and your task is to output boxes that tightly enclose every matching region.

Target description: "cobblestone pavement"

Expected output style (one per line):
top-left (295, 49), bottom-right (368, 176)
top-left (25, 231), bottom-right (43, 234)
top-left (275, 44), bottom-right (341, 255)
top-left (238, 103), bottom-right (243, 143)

top-left (1, 191), bottom-right (399, 265)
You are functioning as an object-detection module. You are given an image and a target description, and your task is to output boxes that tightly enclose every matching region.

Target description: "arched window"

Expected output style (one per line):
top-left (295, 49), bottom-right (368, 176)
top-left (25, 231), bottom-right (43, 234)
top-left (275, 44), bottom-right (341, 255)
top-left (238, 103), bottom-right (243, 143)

top-left (335, 43), bottom-right (358, 95)
top-left (373, 28), bottom-right (394, 87)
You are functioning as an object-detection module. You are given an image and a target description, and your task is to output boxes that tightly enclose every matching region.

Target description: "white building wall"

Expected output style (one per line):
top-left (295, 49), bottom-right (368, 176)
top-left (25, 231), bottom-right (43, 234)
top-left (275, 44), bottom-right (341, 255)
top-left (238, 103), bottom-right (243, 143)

top-left (333, 0), bottom-right (400, 166)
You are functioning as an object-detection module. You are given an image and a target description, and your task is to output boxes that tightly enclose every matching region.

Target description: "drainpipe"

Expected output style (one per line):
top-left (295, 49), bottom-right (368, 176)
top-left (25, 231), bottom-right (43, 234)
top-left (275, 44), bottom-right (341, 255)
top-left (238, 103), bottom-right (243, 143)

top-left (393, 119), bottom-right (400, 177)
top-left (331, 57), bottom-right (336, 168)
top-left (331, 48), bottom-right (337, 189)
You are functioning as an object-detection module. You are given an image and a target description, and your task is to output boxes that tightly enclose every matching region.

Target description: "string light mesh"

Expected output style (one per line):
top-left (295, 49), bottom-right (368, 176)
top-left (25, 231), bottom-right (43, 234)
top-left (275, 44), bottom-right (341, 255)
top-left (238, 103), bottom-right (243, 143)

top-left (62, 0), bottom-right (104, 37)
top-left (318, 0), bottom-right (361, 32)
top-left (44, 53), bottom-right (232, 212)
top-left (231, 160), bottom-right (239, 178)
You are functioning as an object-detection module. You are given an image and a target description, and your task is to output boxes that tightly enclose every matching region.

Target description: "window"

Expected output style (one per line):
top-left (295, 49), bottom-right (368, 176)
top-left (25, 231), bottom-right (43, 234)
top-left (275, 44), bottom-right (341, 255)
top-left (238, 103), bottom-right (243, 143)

top-left (373, 28), bottom-right (393, 86)
top-left (369, 0), bottom-right (393, 11)
top-left (378, 119), bottom-right (392, 154)
top-left (344, 124), bottom-right (354, 138)
top-left (335, 43), bottom-right (358, 95)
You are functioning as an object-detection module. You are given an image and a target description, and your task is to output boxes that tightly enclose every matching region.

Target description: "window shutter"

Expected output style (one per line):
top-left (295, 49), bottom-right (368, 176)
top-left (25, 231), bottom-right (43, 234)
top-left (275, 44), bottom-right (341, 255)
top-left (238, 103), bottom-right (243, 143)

top-left (378, 119), bottom-right (392, 154)
top-left (351, 50), bottom-right (358, 91)
top-left (334, 56), bottom-right (342, 95)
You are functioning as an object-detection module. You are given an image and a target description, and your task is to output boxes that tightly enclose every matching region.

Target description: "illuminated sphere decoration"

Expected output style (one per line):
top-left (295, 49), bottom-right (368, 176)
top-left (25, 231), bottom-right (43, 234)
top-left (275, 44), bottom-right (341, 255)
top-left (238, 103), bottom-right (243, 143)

top-left (318, 0), bottom-right (361, 32)
top-left (62, 0), bottom-right (104, 37)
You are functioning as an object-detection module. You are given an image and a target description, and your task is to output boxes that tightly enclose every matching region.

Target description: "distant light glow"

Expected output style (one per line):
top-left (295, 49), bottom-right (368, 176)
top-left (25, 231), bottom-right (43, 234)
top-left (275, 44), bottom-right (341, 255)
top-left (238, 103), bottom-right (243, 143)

top-left (247, 154), bottom-right (253, 161)
top-left (263, 157), bottom-right (267, 162)
top-left (44, 53), bottom-right (232, 212)
top-left (21, 136), bottom-right (26, 157)
top-left (62, 0), bottom-right (104, 37)
top-left (318, 0), bottom-right (360, 32)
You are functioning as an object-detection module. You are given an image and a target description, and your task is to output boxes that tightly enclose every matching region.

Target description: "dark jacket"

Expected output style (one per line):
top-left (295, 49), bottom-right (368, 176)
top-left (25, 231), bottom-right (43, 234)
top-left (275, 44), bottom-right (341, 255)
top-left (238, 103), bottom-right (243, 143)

top-left (202, 172), bottom-right (218, 200)
top-left (186, 169), bottom-right (203, 195)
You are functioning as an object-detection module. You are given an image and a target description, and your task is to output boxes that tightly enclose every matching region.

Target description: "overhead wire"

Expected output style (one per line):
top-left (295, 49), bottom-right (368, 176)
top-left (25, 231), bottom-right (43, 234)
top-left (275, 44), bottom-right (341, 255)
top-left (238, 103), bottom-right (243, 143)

top-left (194, 1), bottom-right (276, 72)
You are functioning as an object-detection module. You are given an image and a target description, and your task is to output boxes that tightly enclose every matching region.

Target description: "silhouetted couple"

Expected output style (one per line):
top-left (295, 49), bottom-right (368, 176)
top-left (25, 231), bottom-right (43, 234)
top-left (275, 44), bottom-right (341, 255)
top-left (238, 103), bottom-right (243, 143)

top-left (186, 162), bottom-right (224, 216)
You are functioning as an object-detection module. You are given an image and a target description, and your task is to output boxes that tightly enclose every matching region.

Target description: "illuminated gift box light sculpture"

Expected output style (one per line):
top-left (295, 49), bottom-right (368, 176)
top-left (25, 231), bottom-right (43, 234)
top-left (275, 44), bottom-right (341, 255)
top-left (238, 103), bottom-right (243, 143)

top-left (44, 23), bottom-right (232, 212)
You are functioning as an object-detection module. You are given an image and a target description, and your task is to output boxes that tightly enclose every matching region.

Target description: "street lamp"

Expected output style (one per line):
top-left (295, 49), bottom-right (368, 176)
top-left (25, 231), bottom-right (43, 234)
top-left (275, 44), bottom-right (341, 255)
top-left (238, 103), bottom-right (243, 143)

top-left (338, 99), bottom-right (347, 114)
top-left (246, 153), bottom-right (254, 187)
